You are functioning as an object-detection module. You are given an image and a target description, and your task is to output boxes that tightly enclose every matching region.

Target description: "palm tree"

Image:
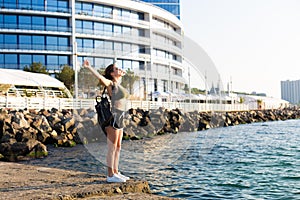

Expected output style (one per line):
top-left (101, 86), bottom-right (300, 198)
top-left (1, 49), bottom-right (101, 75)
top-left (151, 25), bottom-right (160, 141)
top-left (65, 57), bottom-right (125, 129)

top-left (121, 69), bottom-right (140, 95)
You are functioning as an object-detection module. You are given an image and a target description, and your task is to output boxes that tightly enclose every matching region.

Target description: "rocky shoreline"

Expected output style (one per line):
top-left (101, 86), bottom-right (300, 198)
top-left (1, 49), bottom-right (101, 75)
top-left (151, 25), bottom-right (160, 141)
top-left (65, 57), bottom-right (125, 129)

top-left (1, 106), bottom-right (300, 162)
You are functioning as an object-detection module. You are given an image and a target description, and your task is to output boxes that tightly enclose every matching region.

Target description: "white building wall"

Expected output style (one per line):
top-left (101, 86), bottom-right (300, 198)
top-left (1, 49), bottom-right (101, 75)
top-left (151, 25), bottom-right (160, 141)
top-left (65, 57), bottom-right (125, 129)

top-left (281, 80), bottom-right (300, 104)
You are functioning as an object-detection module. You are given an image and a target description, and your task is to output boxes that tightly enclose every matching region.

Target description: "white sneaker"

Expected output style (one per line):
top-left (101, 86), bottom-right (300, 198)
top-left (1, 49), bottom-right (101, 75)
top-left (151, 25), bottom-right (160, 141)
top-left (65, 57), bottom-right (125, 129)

top-left (106, 174), bottom-right (126, 183)
top-left (117, 172), bottom-right (130, 181)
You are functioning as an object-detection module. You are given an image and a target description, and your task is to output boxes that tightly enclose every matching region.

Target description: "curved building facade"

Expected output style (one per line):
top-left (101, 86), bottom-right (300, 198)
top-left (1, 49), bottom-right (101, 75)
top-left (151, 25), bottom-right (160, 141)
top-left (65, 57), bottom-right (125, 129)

top-left (0, 0), bottom-right (184, 99)
top-left (141, 0), bottom-right (180, 19)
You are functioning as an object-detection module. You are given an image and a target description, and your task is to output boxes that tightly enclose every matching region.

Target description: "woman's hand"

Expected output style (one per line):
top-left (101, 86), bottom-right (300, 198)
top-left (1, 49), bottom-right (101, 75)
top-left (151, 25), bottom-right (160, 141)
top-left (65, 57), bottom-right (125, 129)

top-left (83, 60), bottom-right (90, 68)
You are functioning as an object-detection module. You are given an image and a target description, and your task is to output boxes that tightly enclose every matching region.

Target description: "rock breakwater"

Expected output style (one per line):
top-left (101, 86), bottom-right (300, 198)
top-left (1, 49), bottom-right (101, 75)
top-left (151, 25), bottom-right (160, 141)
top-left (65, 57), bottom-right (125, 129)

top-left (0, 107), bottom-right (299, 161)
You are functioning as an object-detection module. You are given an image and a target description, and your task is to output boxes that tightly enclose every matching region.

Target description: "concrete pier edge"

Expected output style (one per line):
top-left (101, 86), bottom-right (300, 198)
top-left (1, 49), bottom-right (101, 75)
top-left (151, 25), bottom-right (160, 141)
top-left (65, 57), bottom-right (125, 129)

top-left (0, 162), bottom-right (176, 200)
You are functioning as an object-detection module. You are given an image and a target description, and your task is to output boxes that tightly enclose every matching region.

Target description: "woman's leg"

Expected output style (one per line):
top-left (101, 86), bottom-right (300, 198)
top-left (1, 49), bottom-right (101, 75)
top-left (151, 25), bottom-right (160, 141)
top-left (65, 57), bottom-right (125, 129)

top-left (105, 126), bottom-right (118, 177)
top-left (113, 128), bottom-right (123, 174)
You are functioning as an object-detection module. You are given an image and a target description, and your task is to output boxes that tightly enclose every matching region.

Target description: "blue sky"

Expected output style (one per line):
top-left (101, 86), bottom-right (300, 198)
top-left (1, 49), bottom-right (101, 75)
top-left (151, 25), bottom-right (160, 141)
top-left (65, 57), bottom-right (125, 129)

top-left (182, 0), bottom-right (300, 98)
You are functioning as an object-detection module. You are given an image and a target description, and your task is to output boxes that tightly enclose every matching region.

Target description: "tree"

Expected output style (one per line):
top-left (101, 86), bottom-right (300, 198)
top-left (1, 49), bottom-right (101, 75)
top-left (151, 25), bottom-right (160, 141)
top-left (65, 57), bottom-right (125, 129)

top-left (120, 69), bottom-right (139, 94)
top-left (183, 84), bottom-right (189, 93)
top-left (191, 88), bottom-right (205, 95)
top-left (23, 62), bottom-right (48, 74)
top-left (55, 65), bottom-right (75, 91)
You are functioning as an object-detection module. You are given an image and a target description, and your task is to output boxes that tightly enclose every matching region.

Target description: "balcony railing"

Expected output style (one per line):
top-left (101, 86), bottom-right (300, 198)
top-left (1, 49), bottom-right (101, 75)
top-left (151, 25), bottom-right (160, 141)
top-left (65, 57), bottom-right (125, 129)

top-left (0, 44), bottom-right (72, 52)
top-left (76, 29), bottom-right (150, 44)
top-left (0, 3), bottom-right (71, 14)
top-left (76, 10), bottom-right (149, 27)
top-left (0, 24), bottom-right (72, 33)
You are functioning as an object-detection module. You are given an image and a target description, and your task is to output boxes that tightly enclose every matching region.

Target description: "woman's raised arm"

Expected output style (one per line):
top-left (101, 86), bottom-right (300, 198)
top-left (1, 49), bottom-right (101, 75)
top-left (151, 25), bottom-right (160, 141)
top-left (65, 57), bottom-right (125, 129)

top-left (83, 60), bottom-right (112, 87)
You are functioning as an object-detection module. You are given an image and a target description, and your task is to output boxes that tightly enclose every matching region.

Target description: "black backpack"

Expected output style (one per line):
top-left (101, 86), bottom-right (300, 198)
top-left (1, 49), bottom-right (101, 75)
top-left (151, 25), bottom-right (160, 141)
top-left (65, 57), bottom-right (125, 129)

top-left (95, 87), bottom-right (113, 127)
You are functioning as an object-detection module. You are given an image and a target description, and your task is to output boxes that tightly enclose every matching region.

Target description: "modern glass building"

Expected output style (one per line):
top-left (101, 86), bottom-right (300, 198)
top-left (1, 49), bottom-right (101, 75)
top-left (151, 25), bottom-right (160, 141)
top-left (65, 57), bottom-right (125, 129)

top-left (141, 0), bottom-right (180, 19)
top-left (281, 80), bottom-right (300, 104)
top-left (0, 0), bottom-right (185, 99)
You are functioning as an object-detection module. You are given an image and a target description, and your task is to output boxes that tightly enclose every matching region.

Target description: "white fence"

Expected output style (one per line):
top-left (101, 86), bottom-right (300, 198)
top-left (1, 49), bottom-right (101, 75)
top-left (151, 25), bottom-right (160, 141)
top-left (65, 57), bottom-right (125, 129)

top-left (0, 96), bottom-right (250, 112)
top-left (127, 100), bottom-right (250, 112)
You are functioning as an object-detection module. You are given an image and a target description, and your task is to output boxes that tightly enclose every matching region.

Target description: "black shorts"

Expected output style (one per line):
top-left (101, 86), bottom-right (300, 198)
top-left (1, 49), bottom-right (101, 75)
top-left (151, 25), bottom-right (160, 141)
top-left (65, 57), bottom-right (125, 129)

top-left (101, 109), bottom-right (125, 136)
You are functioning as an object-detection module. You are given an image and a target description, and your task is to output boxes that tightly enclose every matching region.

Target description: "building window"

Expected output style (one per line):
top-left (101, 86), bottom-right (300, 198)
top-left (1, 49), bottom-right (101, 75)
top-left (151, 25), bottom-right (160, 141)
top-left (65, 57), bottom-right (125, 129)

top-left (4, 34), bottom-right (17, 49)
top-left (19, 16), bottom-right (31, 29)
top-left (82, 2), bottom-right (92, 15)
top-left (76, 2), bottom-right (112, 18)
top-left (0, 54), bottom-right (4, 67)
top-left (4, 15), bottom-right (17, 29)
top-left (32, 16), bottom-right (44, 30)
top-left (0, 34), bottom-right (3, 47)
top-left (20, 54), bottom-right (32, 68)
top-left (1, 15), bottom-right (70, 32)
top-left (47, 55), bottom-right (58, 70)
top-left (75, 2), bottom-right (82, 14)
top-left (5, 54), bottom-right (18, 69)
top-left (114, 42), bottom-right (122, 52)
top-left (75, 20), bottom-right (83, 33)
top-left (0, 53), bottom-right (69, 70)
top-left (122, 60), bottom-right (131, 70)
top-left (46, 55), bottom-right (68, 70)
top-left (18, 0), bottom-right (29, 9)
top-left (163, 80), bottom-right (167, 92)
top-left (0, 34), bottom-right (70, 51)
top-left (103, 23), bottom-right (112, 35)
top-left (47, 0), bottom-right (69, 13)
top-left (93, 5), bottom-right (102, 17)
top-left (19, 35), bottom-right (32, 50)
top-left (83, 21), bottom-right (93, 34)
top-left (57, 0), bottom-right (68, 12)
top-left (32, 35), bottom-right (44, 50)
top-left (46, 36), bottom-right (69, 51)
top-left (83, 39), bottom-right (93, 51)
top-left (123, 26), bottom-right (131, 35)
top-left (58, 37), bottom-right (69, 51)
top-left (46, 36), bottom-right (58, 51)
top-left (123, 43), bottom-right (131, 53)
top-left (103, 6), bottom-right (112, 18)
top-left (3, 0), bottom-right (17, 9)
top-left (45, 17), bottom-right (69, 32)
top-left (58, 56), bottom-right (68, 66)
top-left (33, 55), bottom-right (45, 64)
top-left (95, 57), bottom-right (105, 68)
top-left (94, 22), bottom-right (104, 35)
top-left (95, 40), bottom-right (104, 50)
top-left (104, 41), bottom-right (113, 50)
top-left (76, 20), bottom-right (141, 36)
top-left (132, 61), bottom-right (139, 70)
top-left (46, 17), bottom-right (57, 31)
top-left (114, 25), bottom-right (122, 34)
top-left (57, 18), bottom-right (68, 31)
top-left (18, 0), bottom-right (45, 10)
top-left (76, 38), bottom-right (83, 51)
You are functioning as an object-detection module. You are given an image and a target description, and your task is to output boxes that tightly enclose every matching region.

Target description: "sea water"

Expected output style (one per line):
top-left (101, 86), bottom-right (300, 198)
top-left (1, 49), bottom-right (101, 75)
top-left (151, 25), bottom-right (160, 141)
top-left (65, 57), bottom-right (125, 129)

top-left (23, 119), bottom-right (300, 199)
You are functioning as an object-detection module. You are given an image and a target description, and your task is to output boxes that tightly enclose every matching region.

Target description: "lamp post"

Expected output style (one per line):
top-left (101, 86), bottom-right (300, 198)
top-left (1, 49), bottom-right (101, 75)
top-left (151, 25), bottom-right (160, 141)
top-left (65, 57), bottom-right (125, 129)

top-left (144, 58), bottom-right (147, 101)
top-left (205, 70), bottom-right (208, 111)
top-left (74, 41), bottom-right (78, 101)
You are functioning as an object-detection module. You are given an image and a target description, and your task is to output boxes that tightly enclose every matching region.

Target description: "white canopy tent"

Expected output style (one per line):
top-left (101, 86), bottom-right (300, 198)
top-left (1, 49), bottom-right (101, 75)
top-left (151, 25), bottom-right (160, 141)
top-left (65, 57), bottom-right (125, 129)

top-left (0, 69), bottom-right (71, 98)
top-left (241, 95), bottom-right (290, 109)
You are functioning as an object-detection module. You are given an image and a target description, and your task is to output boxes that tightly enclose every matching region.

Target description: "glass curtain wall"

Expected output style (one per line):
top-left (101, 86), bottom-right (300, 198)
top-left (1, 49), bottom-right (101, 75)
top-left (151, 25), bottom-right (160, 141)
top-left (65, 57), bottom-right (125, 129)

top-left (141, 0), bottom-right (180, 19)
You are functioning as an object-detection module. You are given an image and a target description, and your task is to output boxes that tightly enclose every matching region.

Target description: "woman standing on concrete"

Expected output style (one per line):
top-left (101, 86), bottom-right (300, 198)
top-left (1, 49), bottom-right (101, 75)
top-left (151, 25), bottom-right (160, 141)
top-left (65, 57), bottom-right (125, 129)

top-left (83, 60), bottom-right (130, 183)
